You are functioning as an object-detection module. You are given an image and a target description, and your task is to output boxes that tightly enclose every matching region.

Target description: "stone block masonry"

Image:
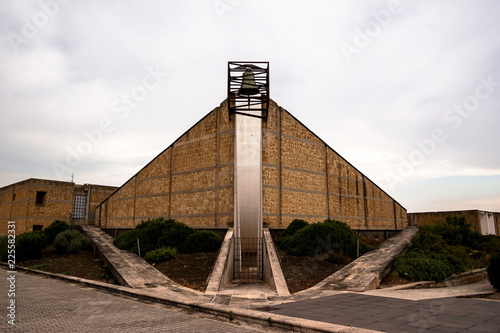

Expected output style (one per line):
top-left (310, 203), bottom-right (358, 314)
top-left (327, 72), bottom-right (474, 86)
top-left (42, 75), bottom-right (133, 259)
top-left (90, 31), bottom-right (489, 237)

top-left (262, 100), bottom-right (407, 229)
top-left (0, 179), bottom-right (117, 235)
top-left (96, 100), bottom-right (235, 228)
top-left (95, 99), bottom-right (407, 231)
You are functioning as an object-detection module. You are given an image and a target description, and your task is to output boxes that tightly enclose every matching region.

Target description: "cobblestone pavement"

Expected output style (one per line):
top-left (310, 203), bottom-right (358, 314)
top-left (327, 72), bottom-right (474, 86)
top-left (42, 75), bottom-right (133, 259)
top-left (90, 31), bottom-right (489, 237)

top-left (258, 292), bottom-right (500, 332)
top-left (0, 270), bottom-right (266, 333)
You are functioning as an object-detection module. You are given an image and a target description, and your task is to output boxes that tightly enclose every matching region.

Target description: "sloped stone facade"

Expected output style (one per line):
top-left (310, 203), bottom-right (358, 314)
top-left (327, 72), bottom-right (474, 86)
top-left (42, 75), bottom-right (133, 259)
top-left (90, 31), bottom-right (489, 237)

top-left (95, 99), bottom-right (407, 230)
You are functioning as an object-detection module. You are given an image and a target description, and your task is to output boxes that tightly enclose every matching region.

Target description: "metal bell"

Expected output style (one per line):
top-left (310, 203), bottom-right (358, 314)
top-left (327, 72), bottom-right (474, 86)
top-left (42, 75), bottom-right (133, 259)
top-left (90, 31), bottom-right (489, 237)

top-left (238, 67), bottom-right (259, 96)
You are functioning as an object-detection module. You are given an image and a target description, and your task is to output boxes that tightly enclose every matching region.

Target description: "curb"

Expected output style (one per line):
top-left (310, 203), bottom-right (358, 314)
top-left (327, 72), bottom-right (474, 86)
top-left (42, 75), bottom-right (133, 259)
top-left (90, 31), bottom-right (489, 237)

top-left (1, 263), bottom-right (379, 333)
top-left (381, 268), bottom-right (489, 291)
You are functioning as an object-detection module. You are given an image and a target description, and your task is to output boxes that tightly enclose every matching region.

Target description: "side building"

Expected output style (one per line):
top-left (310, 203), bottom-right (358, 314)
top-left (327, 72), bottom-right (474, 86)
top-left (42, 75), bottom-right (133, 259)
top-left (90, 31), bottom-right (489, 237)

top-left (95, 99), bottom-right (407, 231)
top-left (409, 210), bottom-right (499, 236)
top-left (0, 178), bottom-right (117, 235)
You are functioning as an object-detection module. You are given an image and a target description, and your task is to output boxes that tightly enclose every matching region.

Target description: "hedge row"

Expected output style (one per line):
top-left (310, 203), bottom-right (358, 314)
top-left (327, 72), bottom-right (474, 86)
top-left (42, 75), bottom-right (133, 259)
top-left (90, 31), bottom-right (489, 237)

top-left (113, 218), bottom-right (222, 262)
top-left (278, 219), bottom-right (371, 259)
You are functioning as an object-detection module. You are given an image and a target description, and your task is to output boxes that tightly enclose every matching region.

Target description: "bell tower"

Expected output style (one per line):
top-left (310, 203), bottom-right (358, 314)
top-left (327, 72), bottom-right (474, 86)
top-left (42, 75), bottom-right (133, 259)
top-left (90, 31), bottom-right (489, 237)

top-left (228, 62), bottom-right (269, 279)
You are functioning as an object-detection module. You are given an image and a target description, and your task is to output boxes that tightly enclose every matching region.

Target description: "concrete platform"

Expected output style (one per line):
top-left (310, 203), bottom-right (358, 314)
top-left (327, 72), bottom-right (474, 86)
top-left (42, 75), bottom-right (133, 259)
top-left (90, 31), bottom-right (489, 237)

top-left (211, 280), bottom-right (281, 308)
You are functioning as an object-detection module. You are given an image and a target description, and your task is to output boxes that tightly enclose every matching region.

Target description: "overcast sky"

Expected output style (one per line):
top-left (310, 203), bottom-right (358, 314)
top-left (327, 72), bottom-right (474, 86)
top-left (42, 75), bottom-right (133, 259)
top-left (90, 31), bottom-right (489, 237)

top-left (1, 0), bottom-right (499, 213)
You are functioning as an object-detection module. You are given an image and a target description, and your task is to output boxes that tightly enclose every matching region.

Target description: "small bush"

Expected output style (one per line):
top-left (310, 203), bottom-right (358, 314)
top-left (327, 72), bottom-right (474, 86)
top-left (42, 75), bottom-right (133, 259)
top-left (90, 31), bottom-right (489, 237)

top-left (158, 220), bottom-right (194, 250)
top-left (114, 229), bottom-right (140, 251)
top-left (44, 220), bottom-right (71, 244)
top-left (16, 231), bottom-right (47, 262)
top-left (144, 247), bottom-right (177, 263)
top-left (476, 235), bottom-right (500, 254)
top-left (136, 218), bottom-right (174, 254)
top-left (182, 230), bottom-right (222, 254)
top-left (394, 254), bottom-right (453, 282)
top-left (54, 229), bottom-right (92, 254)
top-left (113, 229), bottom-right (141, 253)
top-left (487, 252), bottom-right (500, 291)
top-left (280, 219), bottom-right (370, 258)
top-left (282, 219), bottom-right (308, 238)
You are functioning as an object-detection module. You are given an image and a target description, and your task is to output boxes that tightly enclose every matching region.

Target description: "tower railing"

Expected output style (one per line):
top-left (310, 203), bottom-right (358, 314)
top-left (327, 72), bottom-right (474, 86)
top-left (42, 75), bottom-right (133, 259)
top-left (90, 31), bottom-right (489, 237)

top-left (233, 237), bottom-right (263, 280)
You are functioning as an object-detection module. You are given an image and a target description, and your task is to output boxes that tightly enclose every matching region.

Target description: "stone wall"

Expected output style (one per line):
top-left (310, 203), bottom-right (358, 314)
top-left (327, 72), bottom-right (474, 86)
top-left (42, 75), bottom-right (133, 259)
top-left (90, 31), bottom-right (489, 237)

top-left (0, 179), bottom-right (117, 235)
top-left (95, 99), bottom-right (407, 231)
top-left (0, 179), bottom-right (73, 235)
top-left (262, 101), bottom-right (407, 229)
top-left (95, 100), bottom-right (234, 228)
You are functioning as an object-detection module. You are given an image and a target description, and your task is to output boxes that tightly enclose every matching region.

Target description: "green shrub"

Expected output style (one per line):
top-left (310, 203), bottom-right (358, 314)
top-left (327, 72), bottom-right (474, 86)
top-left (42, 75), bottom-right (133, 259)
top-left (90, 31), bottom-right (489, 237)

top-left (136, 218), bottom-right (174, 254)
top-left (16, 231), bottom-right (47, 262)
top-left (280, 219), bottom-right (370, 258)
top-left (394, 254), bottom-right (453, 282)
top-left (44, 220), bottom-right (71, 244)
top-left (54, 229), bottom-right (92, 254)
top-left (476, 235), bottom-right (500, 254)
top-left (182, 230), bottom-right (222, 254)
top-left (113, 229), bottom-right (140, 253)
top-left (419, 215), bottom-right (483, 249)
top-left (113, 218), bottom-right (197, 256)
top-left (392, 215), bottom-right (500, 282)
top-left (144, 247), bottom-right (177, 263)
top-left (158, 220), bottom-right (194, 250)
top-left (282, 219), bottom-right (308, 238)
top-left (409, 228), bottom-right (447, 253)
top-left (487, 252), bottom-right (500, 291)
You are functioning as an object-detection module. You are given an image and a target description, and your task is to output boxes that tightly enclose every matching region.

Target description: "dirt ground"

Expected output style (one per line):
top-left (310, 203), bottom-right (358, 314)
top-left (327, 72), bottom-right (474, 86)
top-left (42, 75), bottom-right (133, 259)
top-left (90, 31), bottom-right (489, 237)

top-left (279, 253), bottom-right (348, 293)
top-left (379, 271), bottom-right (412, 288)
top-left (17, 245), bottom-right (115, 284)
top-left (153, 252), bottom-right (218, 292)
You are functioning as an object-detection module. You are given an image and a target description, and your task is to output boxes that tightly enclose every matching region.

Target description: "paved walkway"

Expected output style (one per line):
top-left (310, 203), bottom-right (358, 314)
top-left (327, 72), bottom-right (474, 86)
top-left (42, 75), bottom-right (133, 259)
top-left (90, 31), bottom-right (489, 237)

top-left (0, 270), bottom-right (267, 333)
top-left (258, 288), bottom-right (500, 332)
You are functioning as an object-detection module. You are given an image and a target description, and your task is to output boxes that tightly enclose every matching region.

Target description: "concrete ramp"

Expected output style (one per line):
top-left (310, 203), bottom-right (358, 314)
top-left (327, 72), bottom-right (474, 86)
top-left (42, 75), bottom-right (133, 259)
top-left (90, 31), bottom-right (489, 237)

top-left (81, 225), bottom-right (177, 289)
top-left (298, 226), bottom-right (419, 294)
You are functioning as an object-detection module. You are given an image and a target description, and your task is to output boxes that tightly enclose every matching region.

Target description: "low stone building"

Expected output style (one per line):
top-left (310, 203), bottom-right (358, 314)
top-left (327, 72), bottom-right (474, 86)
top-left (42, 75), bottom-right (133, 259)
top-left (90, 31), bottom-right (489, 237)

top-left (0, 178), bottom-right (117, 235)
top-left (94, 99), bottom-right (408, 231)
top-left (408, 210), bottom-right (499, 236)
